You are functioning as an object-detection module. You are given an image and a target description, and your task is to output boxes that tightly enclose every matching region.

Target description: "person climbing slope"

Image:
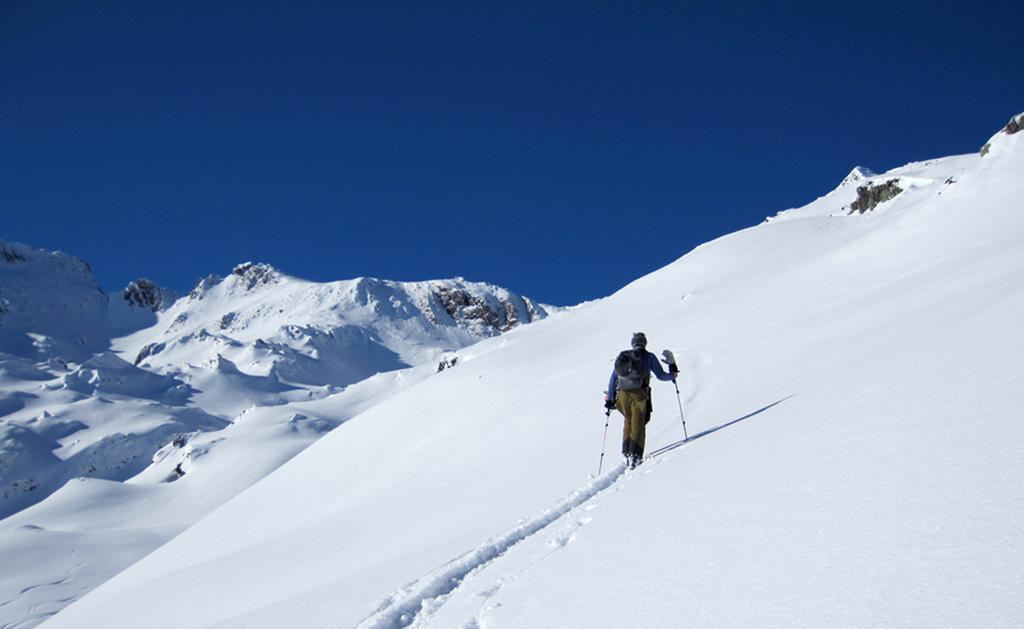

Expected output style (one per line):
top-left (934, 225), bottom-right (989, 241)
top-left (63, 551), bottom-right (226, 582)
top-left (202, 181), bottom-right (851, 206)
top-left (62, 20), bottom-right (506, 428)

top-left (604, 332), bottom-right (678, 469)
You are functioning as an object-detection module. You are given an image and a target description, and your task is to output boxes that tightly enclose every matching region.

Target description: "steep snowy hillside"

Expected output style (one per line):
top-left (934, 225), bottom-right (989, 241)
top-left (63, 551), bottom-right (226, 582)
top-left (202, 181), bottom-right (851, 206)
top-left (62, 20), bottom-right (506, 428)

top-left (0, 242), bottom-right (168, 362)
top-left (1, 246), bottom-right (551, 627)
top-left (1, 244), bottom-right (194, 520)
top-left (42, 113), bottom-right (1024, 628)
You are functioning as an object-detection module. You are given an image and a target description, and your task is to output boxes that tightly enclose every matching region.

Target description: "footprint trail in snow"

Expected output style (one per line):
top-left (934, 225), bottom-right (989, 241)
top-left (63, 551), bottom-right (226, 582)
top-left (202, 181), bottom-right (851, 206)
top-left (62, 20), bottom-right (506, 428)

top-left (356, 460), bottom-right (652, 629)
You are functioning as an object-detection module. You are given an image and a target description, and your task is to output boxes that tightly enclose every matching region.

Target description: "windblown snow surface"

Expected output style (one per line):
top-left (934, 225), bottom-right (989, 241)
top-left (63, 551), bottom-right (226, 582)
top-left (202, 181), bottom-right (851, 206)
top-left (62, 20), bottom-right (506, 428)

top-left (43, 115), bottom-right (1024, 627)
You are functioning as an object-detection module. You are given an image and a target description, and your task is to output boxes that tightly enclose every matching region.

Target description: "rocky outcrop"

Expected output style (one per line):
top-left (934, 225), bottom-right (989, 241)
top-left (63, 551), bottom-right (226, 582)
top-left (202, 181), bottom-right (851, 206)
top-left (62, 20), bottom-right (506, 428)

top-left (437, 355), bottom-right (458, 372)
top-left (980, 113), bottom-right (1023, 156)
top-left (432, 286), bottom-right (546, 333)
top-left (134, 342), bottom-right (166, 365)
top-left (435, 287), bottom-right (502, 329)
top-left (123, 278), bottom-right (175, 311)
top-left (1, 244), bottom-right (28, 263)
top-left (524, 299), bottom-right (543, 322)
top-left (1004, 114), bottom-right (1023, 135)
top-left (848, 179), bottom-right (903, 214)
top-left (232, 262), bottom-right (279, 290)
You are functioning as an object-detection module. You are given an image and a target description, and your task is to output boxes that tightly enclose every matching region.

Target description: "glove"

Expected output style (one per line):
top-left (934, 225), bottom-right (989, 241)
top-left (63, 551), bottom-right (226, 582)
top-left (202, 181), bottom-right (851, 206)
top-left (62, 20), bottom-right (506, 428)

top-left (604, 397), bottom-right (616, 410)
top-left (662, 350), bottom-right (680, 375)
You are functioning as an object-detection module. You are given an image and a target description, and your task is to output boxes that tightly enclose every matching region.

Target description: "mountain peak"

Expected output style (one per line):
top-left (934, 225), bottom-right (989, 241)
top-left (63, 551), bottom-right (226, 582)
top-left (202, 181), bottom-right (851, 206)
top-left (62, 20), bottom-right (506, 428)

top-left (0, 239), bottom-right (98, 286)
top-left (188, 274), bottom-right (223, 299)
top-left (231, 262), bottom-right (281, 290)
top-left (0, 239), bottom-right (108, 359)
top-left (839, 166), bottom-right (877, 187)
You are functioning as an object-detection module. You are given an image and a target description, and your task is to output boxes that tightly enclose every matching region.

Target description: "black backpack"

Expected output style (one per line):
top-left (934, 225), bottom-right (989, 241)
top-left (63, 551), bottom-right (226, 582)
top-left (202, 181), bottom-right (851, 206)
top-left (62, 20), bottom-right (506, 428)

top-left (614, 349), bottom-right (649, 391)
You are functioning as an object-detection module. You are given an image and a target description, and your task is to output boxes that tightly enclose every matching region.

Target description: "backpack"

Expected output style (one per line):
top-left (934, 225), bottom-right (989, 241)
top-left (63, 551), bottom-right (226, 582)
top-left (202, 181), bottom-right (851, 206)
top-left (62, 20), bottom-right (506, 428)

top-left (614, 349), bottom-right (649, 391)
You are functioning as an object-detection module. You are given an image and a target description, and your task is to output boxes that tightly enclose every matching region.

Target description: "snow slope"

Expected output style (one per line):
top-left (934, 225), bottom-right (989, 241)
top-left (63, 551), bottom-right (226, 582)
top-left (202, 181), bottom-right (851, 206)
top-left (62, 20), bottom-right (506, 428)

top-left (0, 364), bottom-right (430, 627)
top-left (42, 113), bottom-right (1024, 627)
top-left (1, 246), bottom-right (551, 627)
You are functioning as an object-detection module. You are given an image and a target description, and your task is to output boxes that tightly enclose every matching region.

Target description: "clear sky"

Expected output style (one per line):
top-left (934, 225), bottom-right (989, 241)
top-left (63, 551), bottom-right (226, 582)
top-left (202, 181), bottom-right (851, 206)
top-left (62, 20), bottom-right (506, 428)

top-left (2, 1), bottom-right (1021, 306)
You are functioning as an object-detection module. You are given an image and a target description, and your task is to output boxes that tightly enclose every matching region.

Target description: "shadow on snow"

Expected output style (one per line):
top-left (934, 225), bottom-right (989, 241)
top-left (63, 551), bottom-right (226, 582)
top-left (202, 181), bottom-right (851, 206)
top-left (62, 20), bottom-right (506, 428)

top-left (647, 394), bottom-right (796, 459)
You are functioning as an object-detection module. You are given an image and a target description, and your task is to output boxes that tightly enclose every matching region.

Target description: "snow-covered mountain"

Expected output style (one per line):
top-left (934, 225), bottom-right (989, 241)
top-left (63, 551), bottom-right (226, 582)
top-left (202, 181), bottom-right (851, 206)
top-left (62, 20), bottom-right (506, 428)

top-left (0, 242), bottom-right (166, 363)
top-left (0, 246), bottom-right (551, 627)
top-left (118, 262), bottom-right (550, 403)
top-left (28, 111), bottom-right (1024, 629)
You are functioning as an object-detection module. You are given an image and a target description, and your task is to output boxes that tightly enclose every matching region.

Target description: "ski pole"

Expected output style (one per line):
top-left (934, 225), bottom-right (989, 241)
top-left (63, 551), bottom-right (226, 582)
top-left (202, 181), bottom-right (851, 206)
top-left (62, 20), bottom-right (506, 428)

top-left (597, 408), bottom-right (611, 475)
top-left (662, 351), bottom-right (688, 441)
top-left (673, 380), bottom-right (688, 441)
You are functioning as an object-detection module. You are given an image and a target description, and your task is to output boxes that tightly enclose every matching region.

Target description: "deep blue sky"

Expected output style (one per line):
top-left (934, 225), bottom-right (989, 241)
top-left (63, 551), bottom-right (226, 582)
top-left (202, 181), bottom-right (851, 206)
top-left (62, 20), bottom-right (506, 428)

top-left (2, 1), bottom-right (1021, 306)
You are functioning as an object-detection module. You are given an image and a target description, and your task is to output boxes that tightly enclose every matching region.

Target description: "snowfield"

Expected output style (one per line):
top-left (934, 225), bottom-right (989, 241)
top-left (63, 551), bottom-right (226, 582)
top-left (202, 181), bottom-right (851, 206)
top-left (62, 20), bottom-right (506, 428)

top-left (1, 247), bottom-right (551, 627)
top-left (7, 113), bottom-right (1024, 628)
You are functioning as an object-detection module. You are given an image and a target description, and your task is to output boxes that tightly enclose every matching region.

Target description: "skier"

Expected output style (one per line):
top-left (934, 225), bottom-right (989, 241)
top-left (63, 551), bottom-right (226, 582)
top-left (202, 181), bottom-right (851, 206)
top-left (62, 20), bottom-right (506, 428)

top-left (604, 332), bottom-right (678, 469)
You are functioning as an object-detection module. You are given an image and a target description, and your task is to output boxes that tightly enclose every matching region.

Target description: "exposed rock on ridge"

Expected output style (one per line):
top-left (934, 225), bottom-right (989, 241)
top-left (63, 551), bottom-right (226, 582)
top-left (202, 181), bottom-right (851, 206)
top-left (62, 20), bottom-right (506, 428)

top-left (1, 244), bottom-right (28, 263)
top-left (980, 113), bottom-right (1023, 156)
top-left (232, 262), bottom-right (279, 290)
top-left (123, 279), bottom-right (175, 312)
top-left (426, 283), bottom-right (548, 333)
top-left (1004, 114), bottom-right (1023, 135)
top-left (848, 179), bottom-right (904, 214)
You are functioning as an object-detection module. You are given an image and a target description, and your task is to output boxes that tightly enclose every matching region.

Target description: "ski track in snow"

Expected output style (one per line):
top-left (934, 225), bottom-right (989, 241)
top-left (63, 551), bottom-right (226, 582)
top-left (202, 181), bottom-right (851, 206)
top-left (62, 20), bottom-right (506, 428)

top-left (461, 468), bottom-right (659, 629)
top-left (358, 351), bottom-right (720, 629)
top-left (361, 389), bottom-right (790, 628)
top-left (356, 464), bottom-right (634, 629)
